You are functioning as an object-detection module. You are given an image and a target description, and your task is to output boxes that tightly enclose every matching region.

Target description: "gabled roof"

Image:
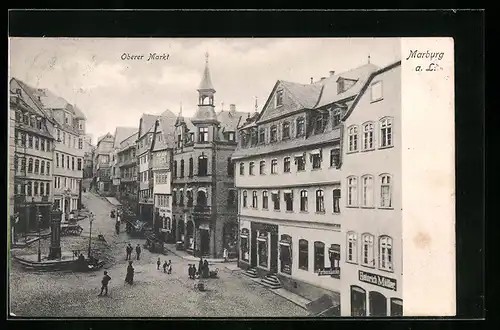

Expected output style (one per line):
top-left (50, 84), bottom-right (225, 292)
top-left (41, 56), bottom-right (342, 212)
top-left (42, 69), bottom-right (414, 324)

top-left (97, 132), bottom-right (114, 145)
top-left (139, 114), bottom-right (161, 138)
top-left (216, 110), bottom-right (249, 132)
top-left (119, 131), bottom-right (138, 150)
top-left (152, 109), bottom-right (177, 151)
top-left (74, 105), bottom-right (86, 119)
top-left (280, 81), bottom-right (323, 109)
top-left (114, 127), bottom-right (138, 148)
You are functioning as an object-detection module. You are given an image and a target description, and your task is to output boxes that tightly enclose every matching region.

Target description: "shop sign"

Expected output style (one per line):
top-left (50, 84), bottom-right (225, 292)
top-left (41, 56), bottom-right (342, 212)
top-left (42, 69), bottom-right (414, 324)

top-left (318, 267), bottom-right (341, 276)
top-left (358, 270), bottom-right (397, 291)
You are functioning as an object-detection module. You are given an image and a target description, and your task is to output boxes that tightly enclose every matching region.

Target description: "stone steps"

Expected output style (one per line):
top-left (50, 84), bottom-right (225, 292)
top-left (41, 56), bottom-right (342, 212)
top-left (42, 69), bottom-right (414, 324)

top-left (243, 268), bottom-right (258, 278)
top-left (260, 274), bottom-right (282, 289)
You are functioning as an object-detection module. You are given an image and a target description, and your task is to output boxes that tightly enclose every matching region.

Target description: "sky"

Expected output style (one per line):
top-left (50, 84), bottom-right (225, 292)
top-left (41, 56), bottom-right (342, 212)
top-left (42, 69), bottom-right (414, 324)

top-left (9, 38), bottom-right (401, 144)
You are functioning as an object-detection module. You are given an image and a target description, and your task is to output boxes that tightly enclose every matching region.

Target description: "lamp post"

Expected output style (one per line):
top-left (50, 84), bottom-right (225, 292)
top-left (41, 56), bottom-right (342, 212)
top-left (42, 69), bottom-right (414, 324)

top-left (88, 212), bottom-right (94, 258)
top-left (33, 197), bottom-right (42, 262)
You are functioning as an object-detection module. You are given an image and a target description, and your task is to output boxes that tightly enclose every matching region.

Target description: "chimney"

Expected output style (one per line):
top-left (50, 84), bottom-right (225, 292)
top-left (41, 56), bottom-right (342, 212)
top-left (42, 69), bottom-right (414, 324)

top-left (329, 70), bottom-right (335, 77)
top-left (310, 77), bottom-right (313, 84)
top-left (230, 104), bottom-right (236, 112)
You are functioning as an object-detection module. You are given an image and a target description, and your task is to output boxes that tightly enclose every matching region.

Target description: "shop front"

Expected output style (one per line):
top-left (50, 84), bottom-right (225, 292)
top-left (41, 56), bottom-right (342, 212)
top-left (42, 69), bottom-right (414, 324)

top-left (347, 270), bottom-right (402, 316)
top-left (250, 221), bottom-right (278, 276)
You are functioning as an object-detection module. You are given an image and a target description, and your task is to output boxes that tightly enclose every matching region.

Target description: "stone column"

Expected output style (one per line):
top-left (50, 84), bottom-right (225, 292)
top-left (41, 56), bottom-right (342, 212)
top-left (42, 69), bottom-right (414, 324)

top-left (48, 208), bottom-right (62, 259)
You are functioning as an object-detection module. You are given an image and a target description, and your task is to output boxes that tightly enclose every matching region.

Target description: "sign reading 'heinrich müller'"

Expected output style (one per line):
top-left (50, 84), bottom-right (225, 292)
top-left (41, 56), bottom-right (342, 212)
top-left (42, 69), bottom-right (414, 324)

top-left (358, 270), bottom-right (397, 291)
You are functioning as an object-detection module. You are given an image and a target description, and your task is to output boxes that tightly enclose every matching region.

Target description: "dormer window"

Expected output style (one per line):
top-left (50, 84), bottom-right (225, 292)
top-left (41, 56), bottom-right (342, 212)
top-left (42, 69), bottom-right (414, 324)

top-left (250, 128), bottom-right (258, 146)
top-left (296, 117), bottom-right (305, 137)
top-left (371, 81), bottom-right (383, 102)
top-left (78, 121), bottom-right (83, 130)
top-left (65, 115), bottom-right (69, 124)
top-left (228, 132), bottom-right (235, 142)
top-left (275, 90), bottom-right (284, 107)
top-left (332, 109), bottom-right (341, 127)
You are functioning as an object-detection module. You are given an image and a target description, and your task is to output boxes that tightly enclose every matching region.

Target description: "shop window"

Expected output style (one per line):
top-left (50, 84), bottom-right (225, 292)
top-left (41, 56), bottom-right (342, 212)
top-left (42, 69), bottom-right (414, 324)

top-left (279, 234), bottom-right (292, 275)
top-left (283, 157), bottom-right (290, 173)
top-left (390, 298), bottom-right (403, 316)
top-left (333, 188), bottom-right (341, 213)
top-left (262, 191), bottom-right (268, 209)
top-left (379, 236), bottom-right (394, 271)
top-left (252, 191), bottom-right (258, 208)
top-left (257, 231), bottom-right (269, 268)
top-left (361, 233), bottom-right (375, 267)
top-left (284, 191), bottom-right (293, 211)
top-left (242, 191), bottom-right (248, 208)
top-left (298, 239), bottom-right (308, 270)
top-left (328, 244), bottom-right (341, 279)
top-left (351, 286), bottom-right (367, 316)
top-left (272, 191), bottom-right (280, 210)
top-left (300, 190), bottom-right (308, 212)
top-left (314, 241), bottom-right (325, 272)
top-left (369, 291), bottom-right (388, 317)
top-left (240, 229), bottom-right (250, 262)
top-left (347, 232), bottom-right (358, 263)
top-left (259, 160), bottom-right (265, 175)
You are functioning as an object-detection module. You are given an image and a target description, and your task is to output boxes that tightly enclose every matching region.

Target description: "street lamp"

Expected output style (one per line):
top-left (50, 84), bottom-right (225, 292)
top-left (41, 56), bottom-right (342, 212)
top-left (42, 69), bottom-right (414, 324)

top-left (88, 212), bottom-right (94, 258)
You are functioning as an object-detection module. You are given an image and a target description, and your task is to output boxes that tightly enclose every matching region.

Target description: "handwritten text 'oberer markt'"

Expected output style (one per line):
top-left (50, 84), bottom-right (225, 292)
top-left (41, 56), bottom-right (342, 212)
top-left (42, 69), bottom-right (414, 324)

top-left (121, 53), bottom-right (170, 61)
top-left (406, 49), bottom-right (444, 72)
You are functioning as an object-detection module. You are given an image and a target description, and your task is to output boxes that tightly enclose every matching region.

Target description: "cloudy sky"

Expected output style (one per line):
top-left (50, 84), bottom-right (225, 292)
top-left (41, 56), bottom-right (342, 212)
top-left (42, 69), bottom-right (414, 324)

top-left (9, 38), bottom-right (401, 144)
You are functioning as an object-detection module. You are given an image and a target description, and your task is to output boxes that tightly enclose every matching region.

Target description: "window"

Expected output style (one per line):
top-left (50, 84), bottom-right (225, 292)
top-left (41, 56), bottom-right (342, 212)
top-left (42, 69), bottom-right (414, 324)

top-left (227, 157), bottom-right (233, 176)
top-left (20, 132), bottom-right (26, 147)
top-left (78, 138), bottom-right (83, 150)
top-left (249, 162), bottom-right (255, 175)
top-left (27, 181), bottom-right (32, 196)
top-left (279, 235), bottom-right (292, 275)
top-left (46, 182), bottom-right (50, 196)
top-left (177, 134), bottom-right (183, 148)
top-left (360, 175), bottom-right (374, 208)
top-left (198, 155), bottom-right (208, 176)
top-left (21, 158), bottom-right (26, 172)
top-left (314, 241), bottom-right (325, 272)
top-left (271, 159), bottom-right (278, 174)
top-left (259, 161), bottom-right (265, 175)
top-left (296, 155), bottom-right (305, 171)
top-left (14, 155), bottom-right (18, 172)
top-left (315, 114), bottom-right (324, 134)
top-left (379, 236), bottom-right (394, 271)
top-left (371, 81), bottom-right (383, 102)
top-left (242, 191), bottom-right (248, 208)
top-left (40, 182), bottom-right (45, 195)
top-left (347, 232), bottom-right (358, 263)
top-left (67, 156), bottom-right (70, 168)
top-left (40, 160), bottom-right (45, 174)
top-left (282, 122), bottom-right (290, 139)
top-left (298, 239), bottom-right (309, 270)
top-left (272, 191), bottom-right (280, 210)
top-left (330, 148), bottom-right (340, 167)
top-left (262, 191), bottom-right (268, 209)
top-left (284, 191), bottom-right (293, 211)
top-left (228, 132), bottom-right (235, 142)
top-left (348, 126), bottom-right (358, 152)
top-left (227, 190), bottom-right (236, 207)
top-left (27, 134), bottom-right (33, 148)
top-left (270, 125), bottom-right (277, 142)
top-left (347, 176), bottom-right (358, 206)
top-left (328, 244), bottom-right (341, 279)
top-left (77, 158), bottom-right (82, 171)
top-left (72, 157), bottom-right (75, 170)
top-left (173, 161), bottom-right (177, 178)
top-left (188, 158), bottom-right (194, 177)
top-left (283, 157), bottom-right (291, 173)
top-left (380, 117), bottom-right (393, 147)
top-left (41, 139), bottom-right (45, 151)
top-left (315, 190), bottom-right (325, 212)
top-left (172, 190), bottom-right (177, 205)
top-left (179, 190), bottom-right (184, 206)
top-left (252, 191), bottom-right (258, 208)
top-left (361, 233), bottom-right (375, 267)
top-left (362, 122), bottom-right (375, 150)
top-left (257, 231), bottom-right (269, 268)
top-left (390, 299), bottom-right (403, 316)
top-left (275, 90), bottom-right (283, 107)
top-left (34, 159), bottom-right (39, 174)
top-left (259, 128), bottom-right (265, 144)
top-left (380, 174), bottom-right (392, 208)
top-left (239, 163), bottom-right (244, 176)
top-left (180, 159), bottom-right (185, 178)
top-left (296, 117), bottom-right (305, 136)
top-left (34, 182), bottom-right (39, 195)
top-left (332, 109), bottom-right (341, 127)
top-left (312, 152), bottom-right (322, 169)
top-left (198, 127), bottom-right (209, 142)
top-left (333, 188), bottom-right (341, 213)
top-left (34, 136), bottom-right (39, 150)
top-left (300, 190), bottom-right (308, 212)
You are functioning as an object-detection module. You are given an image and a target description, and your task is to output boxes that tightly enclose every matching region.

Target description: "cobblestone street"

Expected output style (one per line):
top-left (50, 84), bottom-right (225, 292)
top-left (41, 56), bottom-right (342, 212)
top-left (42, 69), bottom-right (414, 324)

top-left (9, 192), bottom-right (308, 317)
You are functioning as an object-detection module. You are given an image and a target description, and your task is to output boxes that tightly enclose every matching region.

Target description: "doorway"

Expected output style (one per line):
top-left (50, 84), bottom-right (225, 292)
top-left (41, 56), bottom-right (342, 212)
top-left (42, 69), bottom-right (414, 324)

top-left (250, 229), bottom-right (257, 268)
top-left (369, 291), bottom-right (388, 316)
top-left (200, 229), bottom-right (210, 256)
top-left (64, 199), bottom-right (70, 215)
top-left (351, 286), bottom-right (367, 316)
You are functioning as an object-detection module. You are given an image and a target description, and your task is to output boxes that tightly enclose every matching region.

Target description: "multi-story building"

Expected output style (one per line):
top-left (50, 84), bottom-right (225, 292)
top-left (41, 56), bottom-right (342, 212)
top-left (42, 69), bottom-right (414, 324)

top-left (232, 62), bottom-right (380, 307)
top-left (93, 133), bottom-right (114, 194)
top-left (137, 114), bottom-right (160, 224)
top-left (9, 78), bottom-right (56, 239)
top-left (111, 127), bottom-right (137, 196)
top-left (172, 54), bottom-right (250, 258)
top-left (150, 113), bottom-right (176, 241)
top-left (339, 61), bottom-right (402, 317)
top-left (82, 134), bottom-right (94, 179)
top-left (117, 131), bottom-right (138, 212)
top-left (29, 85), bottom-right (86, 222)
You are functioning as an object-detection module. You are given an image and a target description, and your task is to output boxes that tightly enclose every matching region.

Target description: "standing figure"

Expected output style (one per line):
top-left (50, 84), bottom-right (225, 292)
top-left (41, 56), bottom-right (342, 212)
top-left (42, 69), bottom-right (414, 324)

top-left (198, 258), bottom-right (204, 277)
top-left (223, 248), bottom-right (228, 262)
top-left (136, 244), bottom-right (141, 260)
top-left (125, 261), bottom-right (134, 284)
top-left (99, 271), bottom-right (111, 296)
top-left (126, 243), bottom-right (133, 260)
top-left (192, 264), bottom-right (197, 279)
top-left (187, 264), bottom-right (193, 279)
top-left (156, 257), bottom-right (161, 270)
top-left (202, 260), bottom-right (210, 278)
top-left (163, 260), bottom-right (168, 273)
top-left (167, 260), bottom-right (172, 274)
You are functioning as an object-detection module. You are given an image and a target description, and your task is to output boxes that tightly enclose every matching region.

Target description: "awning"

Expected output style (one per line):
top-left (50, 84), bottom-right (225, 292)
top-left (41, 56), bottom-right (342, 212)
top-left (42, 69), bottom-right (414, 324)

top-left (310, 149), bottom-right (321, 155)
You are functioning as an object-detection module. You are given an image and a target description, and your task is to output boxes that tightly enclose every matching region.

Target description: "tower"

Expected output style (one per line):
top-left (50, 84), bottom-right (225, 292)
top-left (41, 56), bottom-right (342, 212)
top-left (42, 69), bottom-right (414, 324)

top-left (192, 52), bottom-right (219, 125)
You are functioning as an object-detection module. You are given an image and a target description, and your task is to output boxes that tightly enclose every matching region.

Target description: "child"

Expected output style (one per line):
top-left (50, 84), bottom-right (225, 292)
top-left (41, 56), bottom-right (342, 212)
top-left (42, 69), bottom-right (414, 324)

top-left (156, 257), bottom-right (161, 270)
top-left (167, 260), bottom-right (172, 274)
top-left (163, 260), bottom-right (168, 273)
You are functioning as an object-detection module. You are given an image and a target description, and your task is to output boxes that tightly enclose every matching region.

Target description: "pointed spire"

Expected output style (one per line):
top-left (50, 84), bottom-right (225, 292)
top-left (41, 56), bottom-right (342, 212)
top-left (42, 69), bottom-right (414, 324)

top-left (198, 52), bottom-right (215, 91)
top-left (175, 101), bottom-right (185, 127)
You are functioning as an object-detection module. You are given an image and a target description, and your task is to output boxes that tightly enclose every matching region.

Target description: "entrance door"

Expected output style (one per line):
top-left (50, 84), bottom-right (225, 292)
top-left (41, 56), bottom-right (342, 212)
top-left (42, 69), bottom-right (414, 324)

top-left (250, 229), bottom-right (257, 267)
top-left (200, 229), bottom-right (210, 256)
top-left (351, 286), bottom-right (367, 316)
top-left (64, 199), bottom-right (70, 214)
top-left (369, 291), bottom-right (388, 316)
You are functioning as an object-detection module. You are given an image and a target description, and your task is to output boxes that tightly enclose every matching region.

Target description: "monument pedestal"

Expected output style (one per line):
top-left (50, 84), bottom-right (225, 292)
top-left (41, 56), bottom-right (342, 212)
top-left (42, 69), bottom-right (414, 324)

top-left (48, 209), bottom-right (62, 260)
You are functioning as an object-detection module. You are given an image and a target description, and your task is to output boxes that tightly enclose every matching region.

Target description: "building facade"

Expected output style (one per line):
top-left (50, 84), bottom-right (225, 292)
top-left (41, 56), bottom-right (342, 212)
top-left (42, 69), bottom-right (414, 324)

top-left (9, 79), bottom-right (56, 239)
top-left (232, 62), bottom-right (381, 308)
top-left (93, 133), bottom-right (114, 194)
top-left (116, 131), bottom-right (138, 212)
top-left (171, 55), bottom-right (249, 258)
top-left (111, 127), bottom-right (137, 197)
top-left (339, 62), bottom-right (402, 317)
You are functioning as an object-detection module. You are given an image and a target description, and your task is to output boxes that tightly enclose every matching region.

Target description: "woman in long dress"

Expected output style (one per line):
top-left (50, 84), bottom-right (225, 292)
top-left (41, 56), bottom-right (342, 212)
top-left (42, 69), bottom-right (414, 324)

top-left (125, 261), bottom-right (134, 284)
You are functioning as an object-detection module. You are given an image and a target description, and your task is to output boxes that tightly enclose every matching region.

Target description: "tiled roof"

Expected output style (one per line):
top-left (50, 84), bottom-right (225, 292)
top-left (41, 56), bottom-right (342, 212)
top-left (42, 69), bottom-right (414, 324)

top-left (139, 114), bottom-right (161, 138)
top-left (198, 60), bottom-right (215, 91)
top-left (153, 109), bottom-right (177, 151)
top-left (232, 128), bottom-right (341, 160)
top-left (216, 110), bottom-right (250, 132)
top-left (119, 131), bottom-right (138, 150)
top-left (13, 79), bottom-right (52, 118)
top-left (281, 81), bottom-right (323, 109)
top-left (114, 127), bottom-right (138, 148)
top-left (73, 105), bottom-right (86, 119)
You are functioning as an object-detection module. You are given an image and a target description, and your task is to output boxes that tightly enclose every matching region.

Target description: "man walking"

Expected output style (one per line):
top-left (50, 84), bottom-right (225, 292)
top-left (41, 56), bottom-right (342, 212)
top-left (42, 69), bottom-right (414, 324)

top-left (136, 244), bottom-right (141, 260)
top-left (126, 243), bottom-right (133, 260)
top-left (98, 271), bottom-right (111, 296)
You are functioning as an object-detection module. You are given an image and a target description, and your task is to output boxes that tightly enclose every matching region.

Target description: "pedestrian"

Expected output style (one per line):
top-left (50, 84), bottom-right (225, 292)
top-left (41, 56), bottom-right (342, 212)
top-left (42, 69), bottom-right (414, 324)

top-left (187, 264), bottom-right (193, 279)
top-left (99, 271), bottom-right (111, 296)
top-left (198, 257), bottom-right (203, 277)
top-left (203, 260), bottom-right (210, 278)
top-left (136, 244), bottom-right (141, 260)
top-left (167, 260), bottom-right (172, 274)
top-left (192, 264), bottom-right (197, 279)
top-left (163, 260), bottom-right (168, 273)
top-left (125, 261), bottom-right (134, 284)
top-left (126, 243), bottom-right (133, 260)
top-left (223, 247), bottom-right (228, 262)
top-left (157, 257), bottom-right (161, 270)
